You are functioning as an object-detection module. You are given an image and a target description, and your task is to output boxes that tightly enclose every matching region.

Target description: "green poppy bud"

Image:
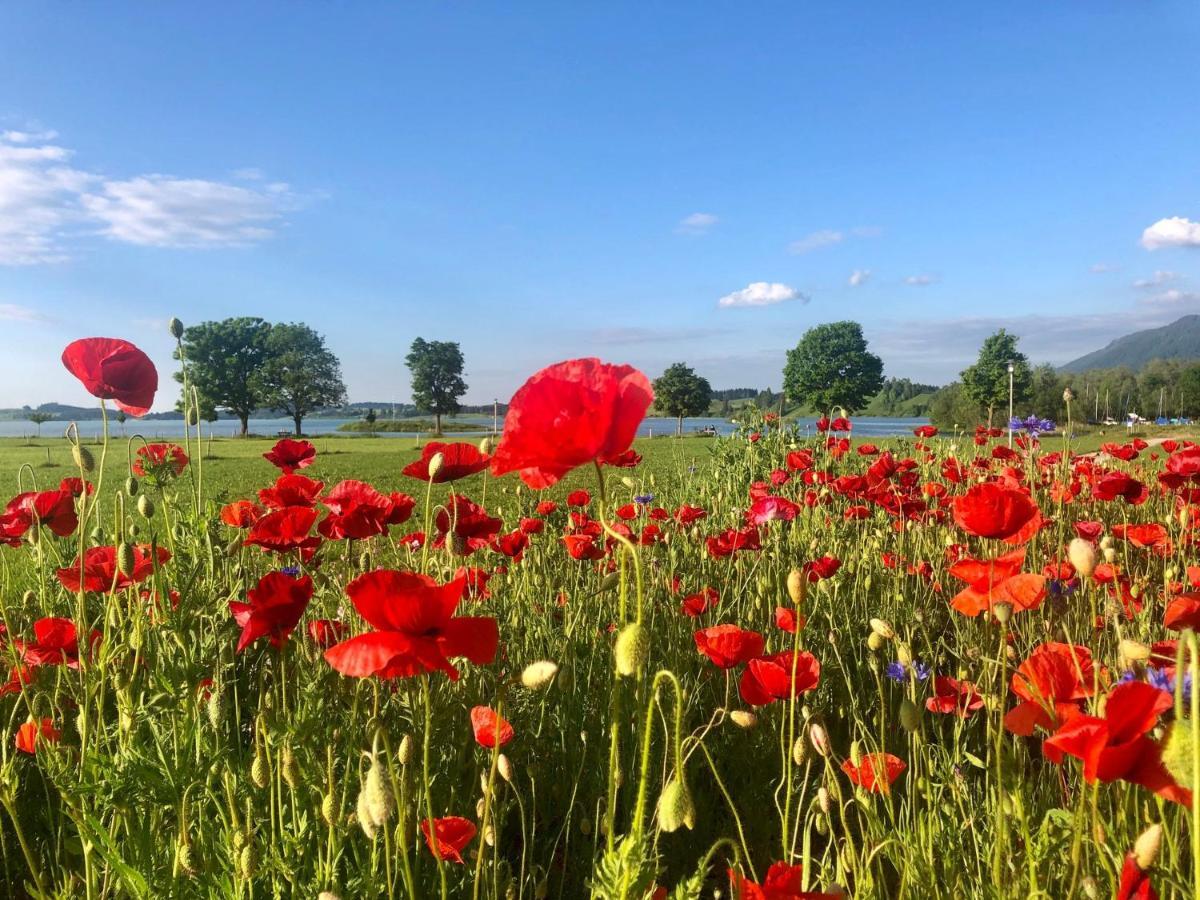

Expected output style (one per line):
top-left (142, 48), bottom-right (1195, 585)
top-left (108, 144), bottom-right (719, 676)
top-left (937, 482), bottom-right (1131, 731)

top-left (117, 541), bottom-right (135, 577)
top-left (656, 775), bottom-right (696, 832)
top-left (168, 317), bottom-right (185, 339)
top-left (614, 622), bottom-right (649, 678)
top-left (73, 445), bottom-right (95, 473)
top-left (1162, 720), bottom-right (1196, 791)
top-left (899, 697), bottom-right (921, 732)
top-left (125, 476), bottom-right (139, 496)
top-left (137, 494), bottom-right (154, 518)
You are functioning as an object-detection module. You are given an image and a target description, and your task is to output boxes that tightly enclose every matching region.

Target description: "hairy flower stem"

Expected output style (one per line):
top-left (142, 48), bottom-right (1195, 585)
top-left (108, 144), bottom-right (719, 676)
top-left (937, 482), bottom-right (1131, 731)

top-left (420, 676), bottom-right (448, 899)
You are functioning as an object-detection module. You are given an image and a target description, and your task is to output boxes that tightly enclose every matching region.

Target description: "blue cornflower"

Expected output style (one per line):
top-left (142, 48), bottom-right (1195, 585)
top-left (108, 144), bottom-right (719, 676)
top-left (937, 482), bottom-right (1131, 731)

top-left (634, 493), bottom-right (655, 505)
top-left (886, 661), bottom-right (930, 683)
top-left (280, 565), bottom-right (301, 577)
top-left (1008, 414), bottom-right (1056, 438)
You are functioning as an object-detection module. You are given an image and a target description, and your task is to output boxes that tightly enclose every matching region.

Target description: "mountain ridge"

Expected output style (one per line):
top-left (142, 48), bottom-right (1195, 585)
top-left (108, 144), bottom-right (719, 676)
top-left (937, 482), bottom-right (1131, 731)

top-left (1060, 314), bottom-right (1200, 372)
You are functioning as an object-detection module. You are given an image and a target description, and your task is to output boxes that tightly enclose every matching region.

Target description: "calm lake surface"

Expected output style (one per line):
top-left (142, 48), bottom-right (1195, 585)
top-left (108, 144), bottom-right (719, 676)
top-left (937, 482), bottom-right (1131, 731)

top-left (0, 414), bottom-right (931, 440)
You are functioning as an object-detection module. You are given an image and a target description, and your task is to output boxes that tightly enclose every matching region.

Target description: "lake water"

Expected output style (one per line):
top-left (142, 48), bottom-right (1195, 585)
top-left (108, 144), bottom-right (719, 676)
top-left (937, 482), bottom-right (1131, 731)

top-left (0, 414), bottom-right (930, 440)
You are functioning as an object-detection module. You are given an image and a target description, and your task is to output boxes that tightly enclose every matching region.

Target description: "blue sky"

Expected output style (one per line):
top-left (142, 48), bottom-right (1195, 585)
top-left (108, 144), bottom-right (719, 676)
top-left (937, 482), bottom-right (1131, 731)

top-left (2, 2), bottom-right (1199, 411)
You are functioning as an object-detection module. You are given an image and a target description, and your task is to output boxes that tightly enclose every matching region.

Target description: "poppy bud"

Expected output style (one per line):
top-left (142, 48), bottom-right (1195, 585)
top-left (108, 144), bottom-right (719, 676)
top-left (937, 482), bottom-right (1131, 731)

top-left (792, 736), bottom-right (808, 766)
top-left (427, 452), bottom-right (445, 480)
top-left (282, 746), bottom-right (300, 789)
top-left (786, 568), bottom-right (806, 605)
top-left (168, 317), bottom-right (185, 339)
top-left (483, 824), bottom-right (496, 847)
top-left (598, 572), bottom-right (621, 592)
top-left (730, 710), bottom-right (757, 729)
top-left (478, 437), bottom-right (494, 456)
top-left (117, 541), bottom-right (135, 577)
top-left (1067, 538), bottom-right (1096, 578)
top-left (899, 697), bottom-right (921, 732)
top-left (848, 740), bottom-right (862, 768)
top-left (398, 734), bottom-right (413, 765)
top-left (137, 494), bottom-right (155, 518)
top-left (125, 476), bottom-right (139, 496)
top-left (620, 476), bottom-right (635, 489)
top-left (239, 842), bottom-right (258, 879)
top-left (356, 789), bottom-right (377, 839)
top-left (187, 408), bottom-right (198, 426)
top-left (321, 792), bottom-right (337, 826)
top-left (1062, 387), bottom-right (1074, 403)
top-left (1119, 639), bottom-right (1151, 664)
top-left (73, 444), bottom-right (95, 473)
top-left (1102, 547), bottom-right (1116, 563)
top-left (1161, 720), bottom-right (1196, 790)
top-left (177, 841), bottom-right (197, 876)
top-left (521, 660), bottom-right (559, 690)
top-left (224, 536), bottom-right (242, 557)
top-left (1080, 877), bottom-right (1098, 899)
top-left (896, 642), bottom-right (913, 666)
top-left (1099, 535), bottom-right (1115, 550)
top-left (869, 618), bottom-right (895, 640)
top-left (809, 722), bottom-right (831, 757)
top-left (817, 786), bottom-right (831, 815)
top-left (656, 775), bottom-right (696, 832)
top-left (992, 603), bottom-right (1012, 625)
top-left (866, 632), bottom-right (884, 652)
top-left (1133, 823), bottom-right (1163, 871)
top-left (535, 878), bottom-right (549, 900)
top-left (362, 754), bottom-right (394, 828)
top-left (251, 752), bottom-right (269, 789)
top-left (498, 753), bottom-right (514, 783)
top-left (614, 623), bottom-right (649, 678)
top-left (318, 893), bottom-right (342, 900)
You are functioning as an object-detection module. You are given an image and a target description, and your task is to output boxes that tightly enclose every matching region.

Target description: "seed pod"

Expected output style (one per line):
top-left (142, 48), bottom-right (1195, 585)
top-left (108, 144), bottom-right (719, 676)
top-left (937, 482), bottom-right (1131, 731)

top-left (520, 660), bottom-right (560, 690)
top-left (137, 494), bottom-right (155, 518)
top-left (117, 541), bottom-right (135, 577)
top-left (177, 841), bottom-right (197, 876)
top-left (168, 317), bottom-right (185, 339)
top-left (73, 445), bottom-right (95, 473)
top-left (614, 622), bottom-right (649, 677)
top-left (125, 476), bottom-right (139, 496)
top-left (992, 602), bottom-right (1012, 625)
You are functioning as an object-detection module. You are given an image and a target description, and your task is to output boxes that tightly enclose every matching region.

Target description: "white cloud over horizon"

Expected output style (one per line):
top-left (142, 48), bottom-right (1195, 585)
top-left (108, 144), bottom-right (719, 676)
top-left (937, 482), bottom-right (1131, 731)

top-left (0, 129), bottom-right (299, 264)
top-left (717, 281), bottom-right (807, 308)
top-left (904, 273), bottom-right (938, 286)
top-left (848, 269), bottom-right (871, 287)
top-left (1142, 216), bottom-right (1200, 250)
top-left (676, 212), bottom-right (718, 235)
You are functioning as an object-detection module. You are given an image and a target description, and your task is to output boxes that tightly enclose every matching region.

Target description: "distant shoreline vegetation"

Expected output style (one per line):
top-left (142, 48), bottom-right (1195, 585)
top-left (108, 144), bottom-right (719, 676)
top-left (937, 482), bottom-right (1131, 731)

top-left (338, 418), bottom-right (490, 434)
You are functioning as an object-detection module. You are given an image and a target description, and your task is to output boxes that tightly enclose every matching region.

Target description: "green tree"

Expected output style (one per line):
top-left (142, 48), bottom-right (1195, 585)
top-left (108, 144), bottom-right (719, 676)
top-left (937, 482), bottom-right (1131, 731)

top-left (26, 410), bottom-right (53, 438)
top-left (960, 329), bottom-right (1032, 427)
top-left (405, 338), bottom-right (467, 436)
top-left (364, 407), bottom-right (377, 425)
top-left (782, 321), bottom-right (884, 414)
top-left (174, 317), bottom-right (274, 435)
top-left (653, 363), bottom-right (713, 436)
top-left (1028, 364), bottom-right (1066, 423)
top-left (252, 323), bottom-right (347, 436)
top-left (1179, 365), bottom-right (1200, 418)
top-left (928, 382), bottom-right (983, 432)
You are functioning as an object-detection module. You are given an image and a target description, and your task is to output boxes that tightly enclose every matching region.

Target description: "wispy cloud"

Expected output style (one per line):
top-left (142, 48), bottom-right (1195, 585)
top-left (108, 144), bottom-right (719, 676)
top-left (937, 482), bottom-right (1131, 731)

top-left (788, 225), bottom-right (880, 255)
top-left (0, 128), bottom-right (301, 264)
top-left (1090, 262), bottom-right (1119, 273)
top-left (0, 303), bottom-right (52, 323)
top-left (904, 273), bottom-right (938, 286)
top-left (718, 281), bottom-right (807, 308)
top-left (848, 269), bottom-right (871, 287)
top-left (1142, 216), bottom-right (1200, 250)
top-left (1132, 270), bottom-right (1180, 289)
top-left (1141, 288), bottom-right (1200, 307)
top-left (676, 212), bottom-right (718, 235)
top-left (585, 326), bottom-right (728, 345)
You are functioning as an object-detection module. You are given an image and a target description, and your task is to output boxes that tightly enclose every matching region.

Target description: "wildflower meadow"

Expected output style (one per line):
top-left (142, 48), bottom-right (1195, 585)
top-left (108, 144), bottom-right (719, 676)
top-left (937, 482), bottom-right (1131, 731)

top-left (0, 328), bottom-right (1197, 900)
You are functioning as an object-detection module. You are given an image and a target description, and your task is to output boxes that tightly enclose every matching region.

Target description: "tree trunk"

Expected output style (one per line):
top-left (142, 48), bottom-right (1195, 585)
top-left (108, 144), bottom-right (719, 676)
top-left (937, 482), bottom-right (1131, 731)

top-left (239, 414), bottom-right (249, 437)
top-left (435, 412), bottom-right (443, 436)
top-left (293, 414), bottom-right (302, 436)
top-left (986, 405), bottom-right (994, 429)
top-left (676, 414), bottom-right (683, 437)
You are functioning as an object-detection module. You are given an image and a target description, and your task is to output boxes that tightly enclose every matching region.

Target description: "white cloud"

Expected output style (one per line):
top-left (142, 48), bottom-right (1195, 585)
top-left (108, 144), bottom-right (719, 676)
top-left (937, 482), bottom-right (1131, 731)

top-left (1141, 288), bottom-right (1200, 307)
top-left (788, 229), bottom-right (843, 254)
top-left (82, 176), bottom-right (291, 247)
top-left (1132, 270), bottom-right (1180, 289)
top-left (0, 128), bottom-right (298, 264)
top-left (676, 212), bottom-right (718, 235)
top-left (1090, 262), bottom-right (1118, 273)
top-left (718, 281), bottom-right (807, 308)
top-left (848, 269), bottom-right (871, 287)
top-left (1142, 216), bottom-right (1200, 250)
top-left (0, 303), bottom-right (52, 322)
top-left (904, 274), bottom-right (938, 286)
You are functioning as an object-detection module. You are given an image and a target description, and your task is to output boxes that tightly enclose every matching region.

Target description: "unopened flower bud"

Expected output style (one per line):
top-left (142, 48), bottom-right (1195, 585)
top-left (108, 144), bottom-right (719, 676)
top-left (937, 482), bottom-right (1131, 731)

top-left (786, 569), bottom-right (806, 606)
top-left (521, 660), bottom-right (559, 690)
top-left (792, 736), bottom-right (808, 766)
top-left (809, 722), bottom-right (831, 757)
top-left (992, 603), bottom-right (1012, 625)
top-left (497, 753), bottom-right (514, 783)
top-left (73, 445), bottom-right (95, 473)
top-left (730, 710), bottom-right (757, 729)
top-left (1162, 720), bottom-right (1196, 791)
top-left (866, 632), bottom-right (884, 652)
top-left (137, 494), bottom-right (155, 518)
top-left (168, 317), bottom-right (185, 339)
top-left (899, 697), bottom-right (921, 732)
top-left (427, 452), bottom-right (445, 480)
top-left (1068, 538), bottom-right (1096, 578)
top-left (656, 776), bottom-right (696, 832)
top-left (1119, 639), bottom-right (1151, 663)
top-left (1133, 823), bottom-right (1163, 871)
top-left (614, 622), bottom-right (649, 677)
top-left (869, 618), bottom-right (895, 640)
top-left (250, 752), bottom-right (269, 789)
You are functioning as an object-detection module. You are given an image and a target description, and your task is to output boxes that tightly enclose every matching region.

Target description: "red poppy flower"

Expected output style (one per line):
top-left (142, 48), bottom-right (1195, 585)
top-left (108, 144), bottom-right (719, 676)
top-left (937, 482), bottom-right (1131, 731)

top-left (841, 752), bottom-right (905, 794)
top-left (495, 530), bottom-right (529, 560)
top-left (913, 425), bottom-right (938, 438)
top-left (58, 477), bottom-right (93, 498)
top-left (739, 650), bottom-right (820, 706)
top-left (952, 482), bottom-right (1038, 541)
top-left (132, 443), bottom-right (188, 478)
top-left (680, 586), bottom-right (718, 617)
top-left (536, 500), bottom-right (558, 516)
top-left (220, 500), bottom-right (264, 528)
top-left (14, 718), bottom-right (61, 755)
top-left (1093, 471), bottom-right (1148, 505)
top-left (1164, 593), bottom-right (1200, 631)
top-left (606, 448), bottom-right (642, 468)
top-left (747, 495), bottom-right (800, 526)
top-left (61, 337), bottom-right (158, 416)
top-left (434, 494), bottom-right (502, 556)
top-left (455, 566), bottom-right (493, 600)
top-left (307, 618), bottom-right (347, 648)
top-left (385, 492), bottom-right (416, 525)
top-left (562, 533), bottom-right (605, 561)
top-left (694, 625), bottom-right (764, 669)
top-left (706, 527), bottom-right (762, 558)
top-left (802, 556), bottom-right (841, 582)
top-left (1043, 681), bottom-right (1189, 804)
top-left (263, 438), bottom-right (316, 475)
top-left (318, 480), bottom-right (394, 540)
top-left (1005, 642), bottom-right (1096, 736)
top-left (56, 544), bottom-right (170, 593)
top-left (229, 571), bottom-right (313, 652)
top-left (925, 676), bottom-right (984, 717)
top-left (774, 607), bottom-right (806, 633)
top-left (244, 506), bottom-right (320, 553)
top-left (1074, 520), bottom-right (1104, 541)
top-left (404, 441), bottom-right (490, 482)
top-left (728, 862), bottom-right (844, 899)
top-left (18, 617), bottom-right (100, 668)
top-left (1116, 852), bottom-right (1159, 900)
top-left (519, 516), bottom-right (544, 535)
top-left (324, 570), bottom-right (498, 681)
top-left (258, 474), bottom-right (325, 509)
top-left (489, 358), bottom-right (653, 489)
top-left (1113, 523), bottom-right (1170, 550)
top-left (674, 504), bottom-right (707, 526)
top-left (470, 705), bottom-right (514, 748)
top-left (567, 490), bottom-right (591, 507)
top-left (2, 489), bottom-right (78, 539)
top-left (421, 816), bottom-right (476, 864)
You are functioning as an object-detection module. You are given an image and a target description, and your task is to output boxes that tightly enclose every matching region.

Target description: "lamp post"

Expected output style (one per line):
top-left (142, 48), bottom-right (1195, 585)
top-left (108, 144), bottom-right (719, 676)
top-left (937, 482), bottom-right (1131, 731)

top-left (1007, 361), bottom-right (1015, 449)
top-left (493, 398), bottom-right (499, 435)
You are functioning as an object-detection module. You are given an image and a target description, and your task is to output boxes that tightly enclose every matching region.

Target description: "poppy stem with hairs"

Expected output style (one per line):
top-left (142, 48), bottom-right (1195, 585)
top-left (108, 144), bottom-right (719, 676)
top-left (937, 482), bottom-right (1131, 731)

top-left (991, 614), bottom-right (1009, 887)
top-left (420, 676), bottom-right (449, 899)
top-left (472, 691), bottom-right (505, 900)
top-left (630, 670), bottom-right (683, 844)
top-left (1174, 631), bottom-right (1200, 896)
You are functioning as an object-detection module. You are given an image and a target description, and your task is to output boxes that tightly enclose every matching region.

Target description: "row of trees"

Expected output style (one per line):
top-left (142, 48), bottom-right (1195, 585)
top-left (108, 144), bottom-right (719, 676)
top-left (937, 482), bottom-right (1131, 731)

top-left (176, 319), bottom-right (470, 435)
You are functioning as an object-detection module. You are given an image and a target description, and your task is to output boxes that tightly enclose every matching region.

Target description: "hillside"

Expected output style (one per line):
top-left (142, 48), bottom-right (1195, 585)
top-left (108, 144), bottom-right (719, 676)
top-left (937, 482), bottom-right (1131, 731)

top-left (1060, 315), bottom-right (1200, 372)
